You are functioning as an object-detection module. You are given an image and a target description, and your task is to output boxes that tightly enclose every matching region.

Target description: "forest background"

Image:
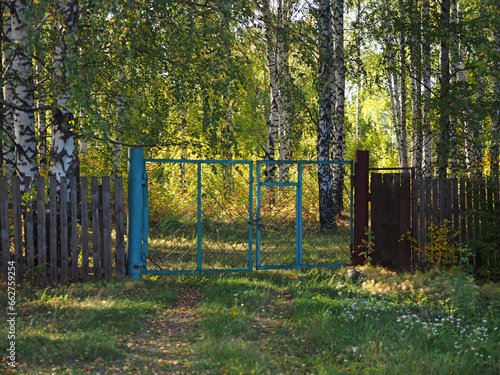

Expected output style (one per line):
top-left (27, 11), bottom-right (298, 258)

top-left (0, 0), bottom-right (499, 186)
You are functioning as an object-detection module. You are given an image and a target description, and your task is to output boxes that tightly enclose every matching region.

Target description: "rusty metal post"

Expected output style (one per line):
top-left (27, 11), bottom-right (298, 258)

top-left (353, 150), bottom-right (369, 266)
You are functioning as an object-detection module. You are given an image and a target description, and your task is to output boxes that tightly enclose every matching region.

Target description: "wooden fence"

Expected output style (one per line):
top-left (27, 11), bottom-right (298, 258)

top-left (412, 177), bottom-right (499, 266)
top-left (0, 176), bottom-right (126, 284)
top-left (370, 174), bottom-right (500, 270)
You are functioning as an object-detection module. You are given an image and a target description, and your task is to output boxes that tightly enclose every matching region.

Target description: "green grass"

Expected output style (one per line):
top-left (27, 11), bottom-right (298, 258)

top-left (1, 267), bottom-right (499, 374)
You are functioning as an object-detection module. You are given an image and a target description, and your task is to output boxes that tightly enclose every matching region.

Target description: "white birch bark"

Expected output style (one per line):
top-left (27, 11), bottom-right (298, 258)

top-left (2, 6), bottom-right (16, 176)
top-left (263, 0), bottom-right (279, 183)
top-left (114, 69), bottom-right (125, 175)
top-left (277, 0), bottom-right (291, 182)
top-left (398, 0), bottom-right (409, 169)
top-left (448, 0), bottom-right (459, 177)
top-left (317, 0), bottom-right (335, 229)
top-left (36, 60), bottom-right (48, 172)
top-left (49, 0), bottom-right (79, 187)
top-left (331, 0), bottom-right (345, 214)
top-left (410, 0), bottom-right (423, 179)
top-left (12, 0), bottom-right (38, 184)
top-left (491, 17), bottom-right (500, 178)
top-left (421, 0), bottom-right (432, 178)
top-left (437, 0), bottom-right (451, 179)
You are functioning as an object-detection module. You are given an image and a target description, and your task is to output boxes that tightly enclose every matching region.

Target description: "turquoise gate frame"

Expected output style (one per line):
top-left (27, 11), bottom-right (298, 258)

top-left (127, 148), bottom-right (254, 277)
top-left (256, 160), bottom-right (353, 270)
top-left (127, 149), bottom-right (353, 279)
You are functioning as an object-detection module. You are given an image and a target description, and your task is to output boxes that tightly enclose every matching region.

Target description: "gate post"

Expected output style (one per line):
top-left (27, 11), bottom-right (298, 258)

top-left (353, 150), bottom-right (369, 266)
top-left (127, 148), bottom-right (144, 280)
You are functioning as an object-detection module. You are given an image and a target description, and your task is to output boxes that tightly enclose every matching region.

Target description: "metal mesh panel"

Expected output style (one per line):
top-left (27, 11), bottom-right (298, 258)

top-left (256, 161), bottom-right (352, 269)
top-left (145, 160), bottom-right (252, 273)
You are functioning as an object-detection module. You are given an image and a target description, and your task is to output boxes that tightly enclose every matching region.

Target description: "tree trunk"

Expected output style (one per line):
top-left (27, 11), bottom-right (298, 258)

top-left (36, 59), bottom-right (48, 173)
top-left (2, 5), bottom-right (16, 176)
top-left (437, 0), bottom-right (451, 179)
top-left (331, 0), bottom-right (345, 214)
top-left (277, 0), bottom-right (291, 182)
top-left (421, 0), bottom-right (432, 178)
top-left (317, 0), bottom-right (335, 229)
top-left (49, 0), bottom-right (79, 189)
top-left (398, 0), bottom-right (409, 169)
top-left (263, 0), bottom-right (278, 183)
top-left (114, 69), bottom-right (125, 175)
top-left (491, 15), bottom-right (500, 178)
top-left (448, 0), bottom-right (460, 177)
top-left (410, 0), bottom-right (423, 179)
top-left (12, 0), bottom-right (38, 185)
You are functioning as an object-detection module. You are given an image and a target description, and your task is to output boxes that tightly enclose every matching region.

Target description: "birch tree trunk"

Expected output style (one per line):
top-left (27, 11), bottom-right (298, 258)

top-left (421, 0), bottom-right (432, 178)
top-left (398, 0), bottom-right (409, 169)
top-left (36, 59), bottom-right (48, 173)
top-left (49, 0), bottom-right (79, 188)
top-left (114, 69), bottom-right (125, 175)
top-left (277, 0), bottom-right (291, 182)
top-left (317, 0), bottom-right (335, 229)
top-left (263, 0), bottom-right (278, 184)
top-left (448, 0), bottom-right (460, 177)
top-left (491, 17), bottom-right (500, 178)
top-left (12, 0), bottom-right (38, 185)
top-left (2, 5), bottom-right (16, 176)
top-left (410, 0), bottom-right (423, 179)
top-left (331, 0), bottom-right (345, 214)
top-left (437, 0), bottom-right (451, 179)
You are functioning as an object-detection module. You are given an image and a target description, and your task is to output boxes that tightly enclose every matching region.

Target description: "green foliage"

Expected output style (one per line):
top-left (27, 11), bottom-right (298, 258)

top-left (465, 195), bottom-right (500, 281)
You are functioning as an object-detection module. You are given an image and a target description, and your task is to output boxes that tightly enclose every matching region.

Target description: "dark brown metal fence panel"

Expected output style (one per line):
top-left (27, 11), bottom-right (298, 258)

top-left (371, 173), bottom-right (412, 270)
top-left (399, 173), bottom-right (412, 270)
top-left (80, 177), bottom-right (89, 281)
top-left (115, 177), bottom-right (126, 281)
top-left (0, 177), bottom-right (10, 282)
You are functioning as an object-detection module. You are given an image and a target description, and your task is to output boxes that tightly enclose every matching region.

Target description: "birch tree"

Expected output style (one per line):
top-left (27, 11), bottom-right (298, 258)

top-left (49, 0), bottom-right (79, 186)
top-left (12, 0), bottom-right (38, 184)
top-left (397, 0), bottom-right (409, 169)
top-left (331, 0), bottom-right (345, 214)
top-left (2, 3), bottom-right (16, 176)
top-left (409, 0), bottom-right (423, 179)
top-left (421, 0), bottom-right (432, 178)
top-left (277, 0), bottom-right (292, 182)
top-left (437, 0), bottom-right (450, 179)
top-left (491, 11), bottom-right (500, 178)
top-left (317, 0), bottom-right (335, 229)
top-left (262, 0), bottom-right (279, 183)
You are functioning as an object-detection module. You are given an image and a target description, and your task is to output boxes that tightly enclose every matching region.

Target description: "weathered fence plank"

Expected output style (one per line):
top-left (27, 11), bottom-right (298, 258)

top-left (115, 177), bottom-right (126, 281)
top-left (12, 177), bottom-right (23, 282)
top-left (49, 177), bottom-right (58, 283)
top-left (60, 182), bottom-right (69, 281)
top-left (81, 177), bottom-right (89, 282)
top-left (0, 177), bottom-right (10, 283)
top-left (102, 177), bottom-right (112, 282)
top-left (36, 176), bottom-right (47, 282)
top-left (25, 178), bottom-right (35, 282)
top-left (70, 177), bottom-right (78, 281)
top-left (0, 175), bottom-right (126, 284)
top-left (91, 177), bottom-right (101, 282)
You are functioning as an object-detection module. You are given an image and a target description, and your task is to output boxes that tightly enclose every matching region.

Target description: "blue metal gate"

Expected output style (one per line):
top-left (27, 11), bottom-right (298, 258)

top-left (256, 161), bottom-right (352, 270)
top-left (126, 149), bottom-right (352, 278)
top-left (142, 158), bottom-right (253, 274)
